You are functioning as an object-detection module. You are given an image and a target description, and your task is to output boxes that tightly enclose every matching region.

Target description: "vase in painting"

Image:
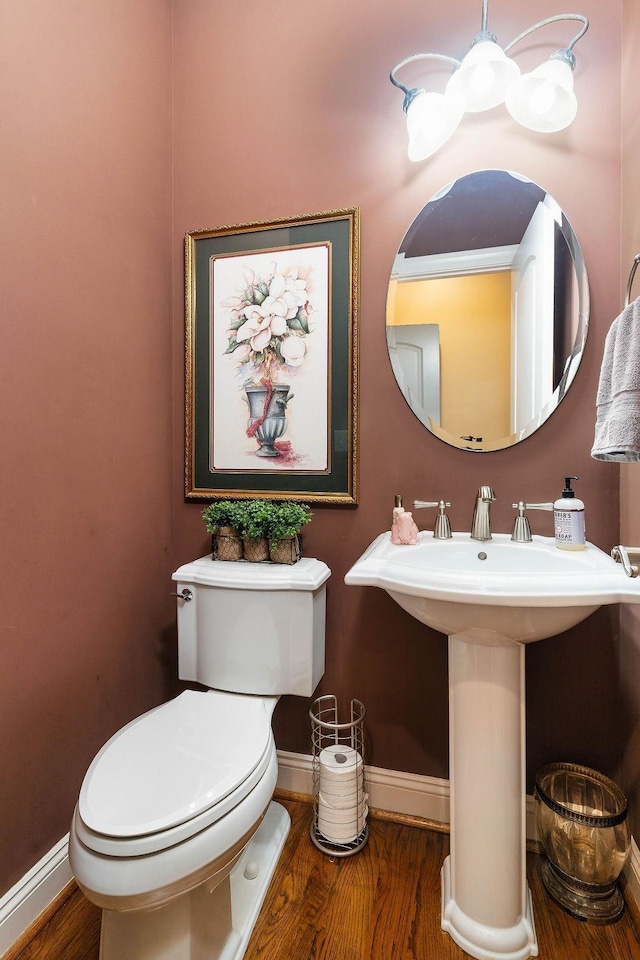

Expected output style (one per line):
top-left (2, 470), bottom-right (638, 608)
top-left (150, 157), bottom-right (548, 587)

top-left (245, 383), bottom-right (291, 458)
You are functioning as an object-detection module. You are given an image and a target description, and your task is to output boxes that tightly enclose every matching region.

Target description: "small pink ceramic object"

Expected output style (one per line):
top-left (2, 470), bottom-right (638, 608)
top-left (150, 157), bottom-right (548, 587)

top-left (391, 509), bottom-right (420, 545)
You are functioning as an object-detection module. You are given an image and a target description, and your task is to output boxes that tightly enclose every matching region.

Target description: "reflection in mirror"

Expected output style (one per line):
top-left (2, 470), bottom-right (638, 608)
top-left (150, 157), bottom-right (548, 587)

top-left (386, 170), bottom-right (589, 451)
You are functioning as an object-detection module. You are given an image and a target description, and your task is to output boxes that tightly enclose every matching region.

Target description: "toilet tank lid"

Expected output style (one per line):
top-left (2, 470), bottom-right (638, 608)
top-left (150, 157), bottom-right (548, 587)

top-left (172, 555), bottom-right (331, 590)
top-left (78, 691), bottom-right (272, 838)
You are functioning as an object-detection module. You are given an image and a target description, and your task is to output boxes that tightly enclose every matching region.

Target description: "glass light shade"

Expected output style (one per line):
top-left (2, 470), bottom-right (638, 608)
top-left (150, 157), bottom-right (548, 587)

top-left (446, 39), bottom-right (520, 113)
top-left (505, 57), bottom-right (577, 133)
top-left (405, 90), bottom-right (465, 162)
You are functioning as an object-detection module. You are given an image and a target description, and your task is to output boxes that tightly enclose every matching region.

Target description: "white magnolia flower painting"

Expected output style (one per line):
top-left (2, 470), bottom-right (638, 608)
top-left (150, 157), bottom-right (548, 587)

top-left (210, 243), bottom-right (330, 472)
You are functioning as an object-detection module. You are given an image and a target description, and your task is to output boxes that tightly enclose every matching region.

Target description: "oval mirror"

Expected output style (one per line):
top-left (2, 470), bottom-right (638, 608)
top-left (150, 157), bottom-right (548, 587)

top-left (386, 170), bottom-right (589, 451)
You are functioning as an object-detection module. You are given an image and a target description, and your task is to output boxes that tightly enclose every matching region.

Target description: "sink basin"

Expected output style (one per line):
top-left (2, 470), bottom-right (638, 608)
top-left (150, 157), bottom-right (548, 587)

top-left (345, 528), bottom-right (640, 960)
top-left (345, 531), bottom-right (639, 643)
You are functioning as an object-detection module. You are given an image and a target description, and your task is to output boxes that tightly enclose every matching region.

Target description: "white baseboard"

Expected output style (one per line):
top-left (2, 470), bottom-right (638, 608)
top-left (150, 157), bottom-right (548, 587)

top-left (276, 748), bottom-right (452, 828)
top-left (277, 750), bottom-right (640, 906)
top-left (0, 834), bottom-right (71, 956)
top-left (625, 837), bottom-right (640, 908)
top-left (277, 750), bottom-right (537, 839)
top-left (2, 757), bottom-right (638, 955)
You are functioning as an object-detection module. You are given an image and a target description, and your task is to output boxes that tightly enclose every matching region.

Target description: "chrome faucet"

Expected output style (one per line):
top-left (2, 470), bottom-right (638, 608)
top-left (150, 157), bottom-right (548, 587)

top-left (413, 499), bottom-right (453, 539)
top-left (470, 485), bottom-right (497, 541)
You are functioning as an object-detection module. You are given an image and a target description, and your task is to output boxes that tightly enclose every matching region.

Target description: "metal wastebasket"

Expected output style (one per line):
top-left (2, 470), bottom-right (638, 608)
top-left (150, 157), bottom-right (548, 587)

top-left (534, 762), bottom-right (631, 923)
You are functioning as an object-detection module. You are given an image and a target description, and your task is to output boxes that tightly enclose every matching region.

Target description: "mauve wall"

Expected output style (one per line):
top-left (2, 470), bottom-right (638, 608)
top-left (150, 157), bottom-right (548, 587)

top-left (1, 0), bottom-right (635, 906)
top-left (172, 0), bottom-right (626, 808)
top-left (0, 2), bottom-right (174, 894)
top-left (620, 0), bottom-right (640, 839)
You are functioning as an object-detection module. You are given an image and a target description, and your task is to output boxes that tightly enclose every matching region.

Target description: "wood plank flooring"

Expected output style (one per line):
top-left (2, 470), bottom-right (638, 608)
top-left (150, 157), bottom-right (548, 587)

top-left (6, 797), bottom-right (640, 960)
top-left (3, 882), bottom-right (100, 960)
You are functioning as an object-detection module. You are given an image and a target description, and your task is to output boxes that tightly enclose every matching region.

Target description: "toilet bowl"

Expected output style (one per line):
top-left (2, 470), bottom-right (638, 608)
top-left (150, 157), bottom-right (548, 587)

top-left (69, 556), bottom-right (330, 960)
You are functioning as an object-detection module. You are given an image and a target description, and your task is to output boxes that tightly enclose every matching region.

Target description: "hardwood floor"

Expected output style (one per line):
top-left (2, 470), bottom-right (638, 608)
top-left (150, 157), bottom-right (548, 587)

top-left (3, 883), bottom-right (100, 960)
top-left (6, 797), bottom-right (640, 960)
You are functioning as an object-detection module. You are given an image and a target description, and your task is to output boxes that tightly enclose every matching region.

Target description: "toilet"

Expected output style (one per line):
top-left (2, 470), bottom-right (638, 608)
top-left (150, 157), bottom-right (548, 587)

top-left (69, 555), bottom-right (330, 960)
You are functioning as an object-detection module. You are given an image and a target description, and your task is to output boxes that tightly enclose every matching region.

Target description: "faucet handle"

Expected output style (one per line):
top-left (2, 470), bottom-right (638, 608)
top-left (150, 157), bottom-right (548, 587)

top-left (512, 501), bottom-right (554, 512)
top-left (413, 499), bottom-right (451, 509)
top-left (413, 499), bottom-right (452, 539)
top-left (511, 501), bottom-right (554, 542)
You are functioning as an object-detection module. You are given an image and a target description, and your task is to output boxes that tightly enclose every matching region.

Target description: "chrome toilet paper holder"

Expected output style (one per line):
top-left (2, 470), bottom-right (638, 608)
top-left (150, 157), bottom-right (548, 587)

top-left (611, 544), bottom-right (640, 578)
top-left (309, 695), bottom-right (368, 857)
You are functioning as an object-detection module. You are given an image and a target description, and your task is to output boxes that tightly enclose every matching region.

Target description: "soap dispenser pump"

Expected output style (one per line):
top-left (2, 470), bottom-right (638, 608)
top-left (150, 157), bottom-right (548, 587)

top-left (554, 476), bottom-right (586, 551)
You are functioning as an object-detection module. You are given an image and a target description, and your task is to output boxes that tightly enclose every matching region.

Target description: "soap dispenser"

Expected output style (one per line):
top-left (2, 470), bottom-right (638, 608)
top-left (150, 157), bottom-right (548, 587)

top-left (391, 493), bottom-right (419, 545)
top-left (554, 476), bottom-right (586, 551)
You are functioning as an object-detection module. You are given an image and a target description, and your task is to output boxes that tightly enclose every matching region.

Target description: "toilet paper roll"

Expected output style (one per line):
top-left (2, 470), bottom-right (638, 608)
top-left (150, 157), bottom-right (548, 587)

top-left (317, 820), bottom-right (363, 843)
top-left (317, 803), bottom-right (368, 843)
top-left (317, 744), bottom-right (366, 843)
top-left (318, 777), bottom-right (361, 796)
top-left (318, 790), bottom-right (368, 811)
top-left (319, 746), bottom-right (363, 798)
top-left (320, 777), bottom-right (362, 803)
top-left (318, 799), bottom-right (364, 823)
top-left (318, 821), bottom-right (358, 843)
top-left (318, 745), bottom-right (362, 778)
top-left (318, 809), bottom-right (354, 827)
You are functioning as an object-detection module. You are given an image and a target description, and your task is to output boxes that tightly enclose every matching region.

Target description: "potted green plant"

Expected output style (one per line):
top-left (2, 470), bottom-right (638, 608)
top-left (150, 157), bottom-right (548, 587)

top-left (267, 501), bottom-right (312, 564)
top-left (202, 500), bottom-right (244, 560)
top-left (237, 499), bottom-right (272, 562)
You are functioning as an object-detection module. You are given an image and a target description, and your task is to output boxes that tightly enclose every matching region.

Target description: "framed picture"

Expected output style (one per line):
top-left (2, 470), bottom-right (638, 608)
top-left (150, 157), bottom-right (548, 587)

top-left (185, 208), bottom-right (359, 504)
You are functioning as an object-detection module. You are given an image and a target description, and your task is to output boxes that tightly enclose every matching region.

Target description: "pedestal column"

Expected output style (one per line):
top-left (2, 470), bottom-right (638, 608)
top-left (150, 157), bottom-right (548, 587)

top-left (441, 631), bottom-right (537, 960)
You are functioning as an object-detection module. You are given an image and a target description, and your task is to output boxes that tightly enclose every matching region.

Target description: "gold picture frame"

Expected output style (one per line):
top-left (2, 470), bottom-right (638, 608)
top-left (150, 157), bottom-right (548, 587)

top-left (185, 208), bottom-right (359, 504)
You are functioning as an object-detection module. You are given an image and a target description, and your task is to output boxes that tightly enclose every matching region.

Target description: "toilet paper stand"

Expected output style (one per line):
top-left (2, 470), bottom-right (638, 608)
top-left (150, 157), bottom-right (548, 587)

top-left (309, 695), bottom-right (368, 856)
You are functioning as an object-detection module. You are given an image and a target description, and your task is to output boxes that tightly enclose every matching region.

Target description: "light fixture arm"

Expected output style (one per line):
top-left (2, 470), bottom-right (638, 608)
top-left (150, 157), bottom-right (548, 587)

top-left (390, 52), bottom-right (461, 104)
top-left (504, 13), bottom-right (589, 60)
top-left (481, 0), bottom-right (488, 32)
top-left (473, 0), bottom-right (497, 44)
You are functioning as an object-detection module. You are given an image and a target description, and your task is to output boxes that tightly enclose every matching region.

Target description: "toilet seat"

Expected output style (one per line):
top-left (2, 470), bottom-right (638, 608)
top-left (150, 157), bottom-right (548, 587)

top-left (76, 690), bottom-right (274, 857)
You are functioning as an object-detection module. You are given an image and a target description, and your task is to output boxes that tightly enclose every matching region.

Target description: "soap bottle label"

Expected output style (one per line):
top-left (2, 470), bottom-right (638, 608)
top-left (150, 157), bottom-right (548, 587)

top-left (554, 509), bottom-right (585, 547)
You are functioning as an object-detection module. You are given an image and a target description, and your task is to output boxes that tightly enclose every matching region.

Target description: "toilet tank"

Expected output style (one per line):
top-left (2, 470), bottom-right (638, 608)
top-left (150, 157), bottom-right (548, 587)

top-left (172, 556), bottom-right (330, 697)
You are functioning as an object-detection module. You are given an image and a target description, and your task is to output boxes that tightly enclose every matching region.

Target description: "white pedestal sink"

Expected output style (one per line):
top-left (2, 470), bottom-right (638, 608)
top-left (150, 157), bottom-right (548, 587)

top-left (345, 531), bottom-right (640, 960)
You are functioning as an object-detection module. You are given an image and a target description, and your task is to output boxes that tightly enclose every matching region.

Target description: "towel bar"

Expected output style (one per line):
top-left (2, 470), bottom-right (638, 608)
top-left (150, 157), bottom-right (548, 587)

top-left (611, 545), bottom-right (640, 578)
top-left (624, 254), bottom-right (640, 308)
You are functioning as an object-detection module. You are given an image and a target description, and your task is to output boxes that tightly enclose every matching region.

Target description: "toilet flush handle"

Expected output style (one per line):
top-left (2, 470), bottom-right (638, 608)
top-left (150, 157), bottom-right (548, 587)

top-left (170, 588), bottom-right (193, 602)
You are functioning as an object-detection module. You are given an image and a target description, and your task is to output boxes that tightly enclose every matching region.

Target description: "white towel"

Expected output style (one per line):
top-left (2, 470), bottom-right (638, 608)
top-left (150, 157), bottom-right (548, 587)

top-left (591, 296), bottom-right (640, 462)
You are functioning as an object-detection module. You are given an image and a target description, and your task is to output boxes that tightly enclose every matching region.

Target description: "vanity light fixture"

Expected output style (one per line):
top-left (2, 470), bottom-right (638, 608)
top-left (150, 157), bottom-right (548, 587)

top-left (390, 0), bottom-right (589, 161)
